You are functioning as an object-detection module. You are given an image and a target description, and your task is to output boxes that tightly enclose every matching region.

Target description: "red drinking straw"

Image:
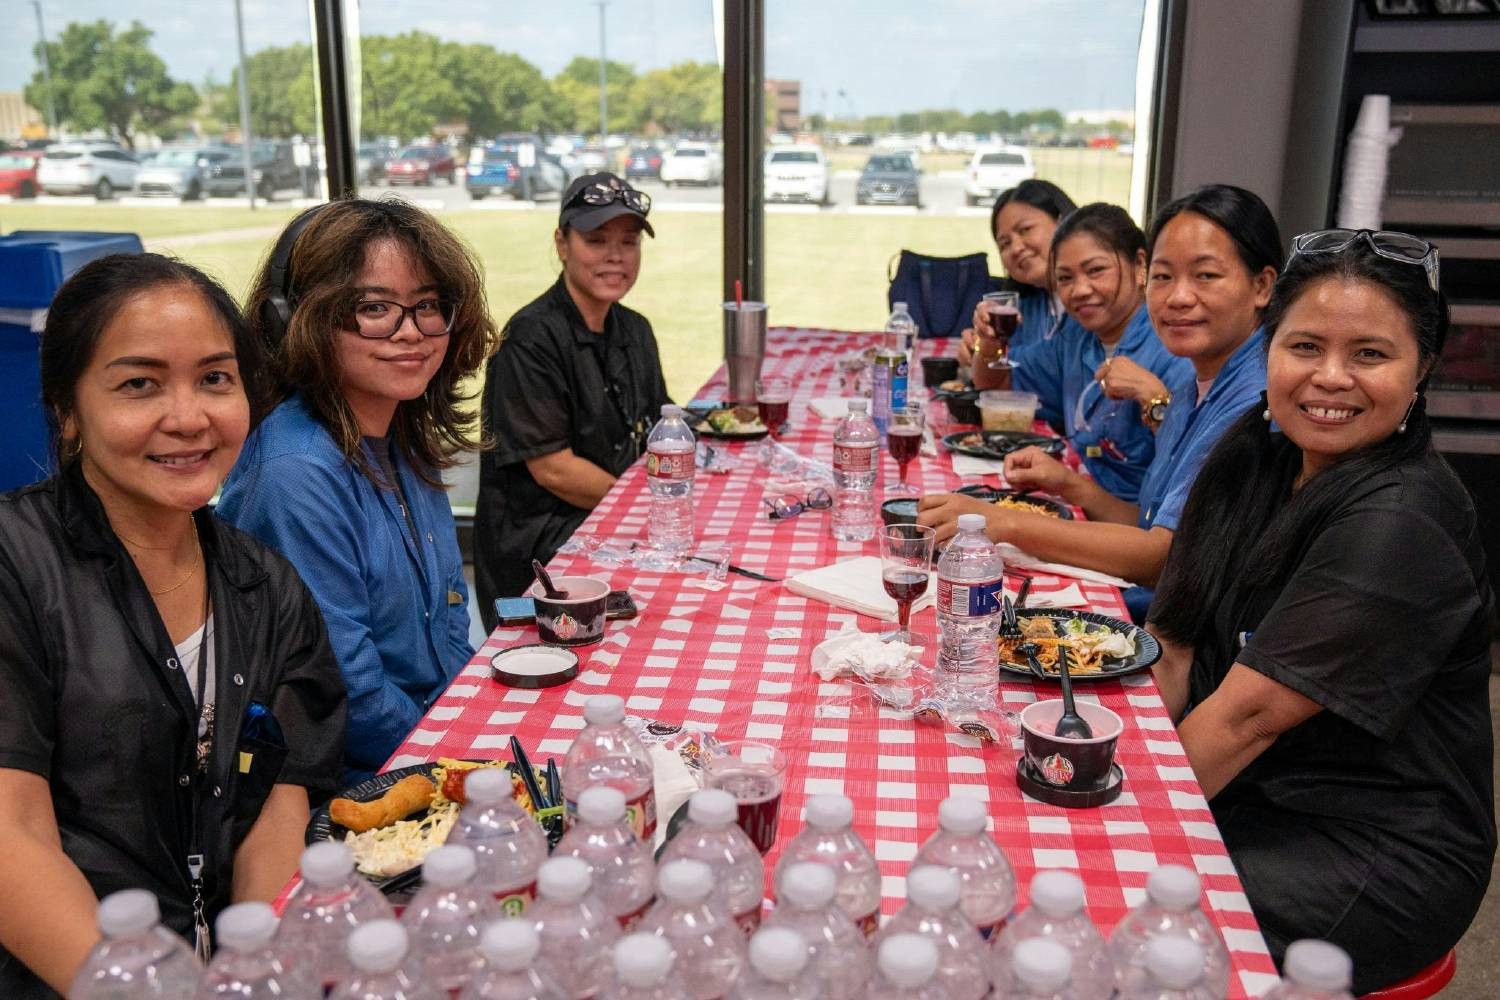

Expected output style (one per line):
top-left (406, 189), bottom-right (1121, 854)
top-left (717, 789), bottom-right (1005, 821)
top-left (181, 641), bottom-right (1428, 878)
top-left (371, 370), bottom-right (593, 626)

top-left (735, 279), bottom-right (743, 310)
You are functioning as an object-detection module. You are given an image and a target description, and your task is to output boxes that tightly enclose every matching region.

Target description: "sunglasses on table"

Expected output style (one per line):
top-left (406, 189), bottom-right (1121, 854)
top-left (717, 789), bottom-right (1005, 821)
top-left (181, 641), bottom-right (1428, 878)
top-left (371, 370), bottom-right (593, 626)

top-left (764, 488), bottom-right (832, 521)
top-left (1287, 229), bottom-right (1440, 292)
top-left (566, 181), bottom-right (652, 216)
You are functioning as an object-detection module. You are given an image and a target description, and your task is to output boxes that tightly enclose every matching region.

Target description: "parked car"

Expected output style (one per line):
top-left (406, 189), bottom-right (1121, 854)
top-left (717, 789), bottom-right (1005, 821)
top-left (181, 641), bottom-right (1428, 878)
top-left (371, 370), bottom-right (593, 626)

top-left (466, 134), bottom-right (569, 200)
top-left (624, 145), bottom-right (665, 181)
top-left (357, 142), bottom-right (396, 184)
top-left (660, 142), bottom-right (723, 187)
top-left (203, 142), bottom-right (309, 200)
top-left (0, 149), bottom-right (44, 199)
top-left (386, 144), bottom-right (457, 186)
top-left (964, 146), bottom-right (1036, 206)
top-left (764, 145), bottom-right (829, 204)
top-left (855, 153), bottom-right (921, 207)
top-left (134, 146), bottom-right (233, 200)
top-left (571, 146), bottom-right (610, 175)
top-left (37, 142), bottom-right (139, 199)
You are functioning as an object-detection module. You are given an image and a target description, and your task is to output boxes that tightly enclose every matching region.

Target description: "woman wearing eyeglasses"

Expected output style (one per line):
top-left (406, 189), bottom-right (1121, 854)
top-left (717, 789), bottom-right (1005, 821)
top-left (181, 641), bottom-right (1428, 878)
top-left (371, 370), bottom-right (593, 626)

top-left (1147, 230), bottom-right (1493, 993)
top-left (218, 198), bottom-right (499, 781)
top-left (474, 172), bottom-right (671, 628)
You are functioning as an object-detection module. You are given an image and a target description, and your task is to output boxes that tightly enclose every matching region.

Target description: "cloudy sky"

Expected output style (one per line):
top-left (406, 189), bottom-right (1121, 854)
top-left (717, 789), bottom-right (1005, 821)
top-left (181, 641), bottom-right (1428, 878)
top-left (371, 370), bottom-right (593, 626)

top-left (4, 0), bottom-right (1145, 116)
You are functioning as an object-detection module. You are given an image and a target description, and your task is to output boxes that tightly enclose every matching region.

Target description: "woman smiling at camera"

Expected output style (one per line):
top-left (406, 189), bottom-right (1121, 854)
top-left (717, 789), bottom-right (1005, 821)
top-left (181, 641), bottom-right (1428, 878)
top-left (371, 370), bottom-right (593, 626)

top-left (218, 199), bottom-right (498, 783)
top-left (1147, 231), bottom-right (1495, 993)
top-left (0, 255), bottom-right (345, 998)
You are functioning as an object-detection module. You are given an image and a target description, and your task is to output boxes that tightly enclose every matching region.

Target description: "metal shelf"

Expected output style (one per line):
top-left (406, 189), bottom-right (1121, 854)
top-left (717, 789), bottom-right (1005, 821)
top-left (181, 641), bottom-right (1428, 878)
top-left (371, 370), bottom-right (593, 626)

top-left (1354, 21), bottom-right (1500, 53)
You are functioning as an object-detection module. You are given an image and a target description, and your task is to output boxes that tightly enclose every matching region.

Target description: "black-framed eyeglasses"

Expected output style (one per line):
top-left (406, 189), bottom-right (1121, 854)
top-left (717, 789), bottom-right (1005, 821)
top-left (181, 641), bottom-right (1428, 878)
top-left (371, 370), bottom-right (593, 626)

top-left (763, 488), bottom-right (832, 521)
top-left (1288, 229), bottom-right (1440, 293)
top-left (350, 298), bottom-right (457, 339)
top-left (566, 181), bottom-right (652, 216)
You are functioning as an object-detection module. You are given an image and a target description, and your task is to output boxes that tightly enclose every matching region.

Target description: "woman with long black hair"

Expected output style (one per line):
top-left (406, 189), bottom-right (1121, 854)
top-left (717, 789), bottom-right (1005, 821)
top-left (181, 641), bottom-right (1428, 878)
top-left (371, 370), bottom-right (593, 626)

top-left (1148, 231), bottom-right (1495, 992)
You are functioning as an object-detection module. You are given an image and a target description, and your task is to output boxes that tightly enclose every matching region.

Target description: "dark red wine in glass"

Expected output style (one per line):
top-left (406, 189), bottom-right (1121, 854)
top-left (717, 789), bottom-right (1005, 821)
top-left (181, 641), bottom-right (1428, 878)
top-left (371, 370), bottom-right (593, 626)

top-left (709, 766), bottom-right (783, 854)
top-left (757, 397), bottom-right (790, 434)
top-left (991, 306), bottom-right (1020, 345)
top-left (883, 567), bottom-right (929, 604)
top-left (887, 425), bottom-right (922, 465)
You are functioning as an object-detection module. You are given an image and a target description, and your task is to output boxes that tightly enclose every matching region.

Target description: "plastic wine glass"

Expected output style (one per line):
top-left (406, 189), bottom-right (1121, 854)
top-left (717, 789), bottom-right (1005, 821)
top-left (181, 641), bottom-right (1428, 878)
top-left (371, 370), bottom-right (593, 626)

top-left (880, 523), bottom-right (935, 644)
top-left (886, 405), bottom-right (924, 495)
top-left (982, 290), bottom-right (1022, 370)
top-left (756, 377), bottom-right (792, 437)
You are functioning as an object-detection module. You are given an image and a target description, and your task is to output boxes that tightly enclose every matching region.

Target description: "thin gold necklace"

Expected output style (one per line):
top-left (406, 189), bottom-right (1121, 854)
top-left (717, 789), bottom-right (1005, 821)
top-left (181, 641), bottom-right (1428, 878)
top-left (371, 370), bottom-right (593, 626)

top-left (121, 517), bottom-right (203, 596)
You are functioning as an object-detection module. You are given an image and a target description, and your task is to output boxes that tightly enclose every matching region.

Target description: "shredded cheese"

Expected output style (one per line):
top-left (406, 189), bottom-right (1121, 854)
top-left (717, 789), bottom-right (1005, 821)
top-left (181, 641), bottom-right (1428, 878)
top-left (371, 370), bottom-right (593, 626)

top-left (344, 801), bottom-right (459, 878)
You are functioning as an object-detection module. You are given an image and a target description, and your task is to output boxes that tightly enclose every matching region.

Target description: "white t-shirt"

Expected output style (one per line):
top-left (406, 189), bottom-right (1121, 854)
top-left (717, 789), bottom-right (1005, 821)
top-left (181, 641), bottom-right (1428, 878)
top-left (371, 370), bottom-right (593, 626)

top-left (175, 615), bottom-right (216, 748)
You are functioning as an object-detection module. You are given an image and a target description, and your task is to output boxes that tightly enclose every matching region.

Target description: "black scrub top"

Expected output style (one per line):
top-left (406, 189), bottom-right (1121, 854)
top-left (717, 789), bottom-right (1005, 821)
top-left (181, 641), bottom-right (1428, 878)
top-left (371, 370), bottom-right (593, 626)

top-left (1180, 447), bottom-right (1495, 992)
top-left (476, 276), bottom-right (671, 623)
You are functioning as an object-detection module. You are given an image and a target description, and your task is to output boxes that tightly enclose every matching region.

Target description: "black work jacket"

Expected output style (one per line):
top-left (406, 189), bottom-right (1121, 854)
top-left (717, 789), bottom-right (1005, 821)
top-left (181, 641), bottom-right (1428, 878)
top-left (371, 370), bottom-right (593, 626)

top-left (0, 464), bottom-right (347, 998)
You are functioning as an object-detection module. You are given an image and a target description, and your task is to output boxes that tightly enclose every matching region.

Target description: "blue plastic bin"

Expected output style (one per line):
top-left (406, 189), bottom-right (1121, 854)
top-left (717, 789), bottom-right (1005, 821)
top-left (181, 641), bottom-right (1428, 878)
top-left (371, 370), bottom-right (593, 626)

top-left (0, 231), bottom-right (144, 492)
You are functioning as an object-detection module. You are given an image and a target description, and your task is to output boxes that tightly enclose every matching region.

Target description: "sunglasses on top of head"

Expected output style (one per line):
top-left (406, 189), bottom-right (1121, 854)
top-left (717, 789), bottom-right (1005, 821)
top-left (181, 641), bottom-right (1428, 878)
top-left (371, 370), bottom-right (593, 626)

top-left (567, 181), bottom-right (652, 216)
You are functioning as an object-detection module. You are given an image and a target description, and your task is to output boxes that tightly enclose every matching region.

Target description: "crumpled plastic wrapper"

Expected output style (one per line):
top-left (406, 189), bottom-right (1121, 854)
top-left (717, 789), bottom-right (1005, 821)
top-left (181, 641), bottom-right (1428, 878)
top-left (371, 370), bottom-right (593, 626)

top-left (757, 437), bottom-right (834, 493)
top-left (555, 536), bottom-right (730, 581)
top-left (696, 442), bottom-right (738, 475)
top-left (623, 715), bottom-right (722, 848)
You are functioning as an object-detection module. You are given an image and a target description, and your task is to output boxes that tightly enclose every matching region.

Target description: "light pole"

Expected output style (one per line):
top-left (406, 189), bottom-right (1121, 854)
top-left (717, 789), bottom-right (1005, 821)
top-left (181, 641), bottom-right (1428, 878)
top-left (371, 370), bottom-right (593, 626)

top-left (594, 0), bottom-right (608, 147)
top-left (29, 1), bottom-right (58, 137)
top-left (232, 0), bottom-right (257, 208)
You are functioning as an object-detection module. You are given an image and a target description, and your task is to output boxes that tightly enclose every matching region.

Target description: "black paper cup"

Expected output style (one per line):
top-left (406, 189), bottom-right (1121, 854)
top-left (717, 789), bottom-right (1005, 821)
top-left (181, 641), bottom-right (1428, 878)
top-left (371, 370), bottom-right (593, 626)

top-left (921, 356), bottom-right (960, 387)
top-left (1019, 699), bottom-right (1123, 788)
top-left (527, 576), bottom-right (609, 647)
top-left (944, 390), bottom-right (982, 426)
top-left (880, 497), bottom-right (920, 527)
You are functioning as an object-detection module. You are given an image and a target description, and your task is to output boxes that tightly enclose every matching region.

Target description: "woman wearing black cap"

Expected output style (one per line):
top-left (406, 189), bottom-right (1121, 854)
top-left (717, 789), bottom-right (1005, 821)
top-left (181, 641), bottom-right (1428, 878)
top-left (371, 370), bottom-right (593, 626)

top-left (475, 172), bottom-right (671, 627)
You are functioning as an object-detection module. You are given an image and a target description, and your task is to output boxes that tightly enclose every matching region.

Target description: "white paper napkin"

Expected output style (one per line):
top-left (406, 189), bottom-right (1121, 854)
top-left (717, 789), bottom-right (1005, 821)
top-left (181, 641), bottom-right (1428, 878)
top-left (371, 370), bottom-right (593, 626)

top-left (811, 397), bottom-right (859, 419)
top-left (998, 543), bottom-right (1136, 588)
top-left (784, 556), bottom-right (936, 621)
top-left (1006, 580), bottom-right (1088, 609)
top-left (951, 453), bottom-right (1007, 478)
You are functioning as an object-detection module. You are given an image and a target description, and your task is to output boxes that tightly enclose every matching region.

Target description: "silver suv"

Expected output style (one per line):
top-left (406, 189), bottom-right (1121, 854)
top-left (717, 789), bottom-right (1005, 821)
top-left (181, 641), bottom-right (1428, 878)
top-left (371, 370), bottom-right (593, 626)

top-left (37, 143), bottom-right (139, 199)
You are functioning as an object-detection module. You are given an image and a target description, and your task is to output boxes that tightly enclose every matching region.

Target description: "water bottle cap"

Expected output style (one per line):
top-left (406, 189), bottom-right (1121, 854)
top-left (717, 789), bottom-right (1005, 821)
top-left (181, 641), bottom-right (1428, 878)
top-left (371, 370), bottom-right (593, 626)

top-left (1029, 870), bottom-right (1086, 918)
top-left (421, 845), bottom-right (477, 888)
top-left (804, 794), bottom-right (853, 830)
top-left (956, 513), bottom-right (987, 533)
top-left (658, 859), bottom-right (714, 904)
top-left (577, 785), bottom-right (627, 825)
top-left (300, 841), bottom-right (356, 887)
top-left (877, 934), bottom-right (938, 987)
top-left (479, 919), bottom-right (541, 971)
top-left (215, 902), bottom-right (277, 952)
top-left (615, 933), bottom-right (675, 987)
top-left (906, 865), bottom-right (961, 910)
top-left (463, 767), bottom-right (510, 805)
top-left (847, 399), bottom-right (868, 413)
top-left (1284, 939), bottom-right (1353, 991)
top-left (687, 787), bottom-right (737, 826)
top-left (661, 404), bottom-right (682, 418)
top-left (583, 694), bottom-right (627, 726)
top-left (1145, 937), bottom-right (1205, 990)
top-left (777, 862), bottom-right (836, 908)
top-left (937, 796), bottom-right (987, 834)
top-left (893, 302), bottom-right (908, 311)
top-left (538, 856), bottom-right (593, 902)
top-left (347, 920), bottom-right (408, 974)
top-left (1146, 864), bottom-right (1201, 911)
top-left (748, 927), bottom-right (810, 981)
top-left (97, 889), bottom-right (159, 938)
top-left (1012, 937), bottom-right (1073, 991)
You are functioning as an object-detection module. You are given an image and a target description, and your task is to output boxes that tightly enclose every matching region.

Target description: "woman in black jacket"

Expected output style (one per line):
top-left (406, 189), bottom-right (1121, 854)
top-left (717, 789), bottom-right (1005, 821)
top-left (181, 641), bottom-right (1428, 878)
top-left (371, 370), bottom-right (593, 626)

top-left (0, 254), bottom-right (346, 998)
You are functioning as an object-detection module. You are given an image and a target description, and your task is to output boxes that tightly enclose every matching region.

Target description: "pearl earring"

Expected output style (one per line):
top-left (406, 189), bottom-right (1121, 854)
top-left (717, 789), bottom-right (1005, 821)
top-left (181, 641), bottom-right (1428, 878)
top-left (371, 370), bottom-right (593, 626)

top-left (1397, 393), bottom-right (1418, 434)
top-left (1262, 408), bottom-right (1271, 422)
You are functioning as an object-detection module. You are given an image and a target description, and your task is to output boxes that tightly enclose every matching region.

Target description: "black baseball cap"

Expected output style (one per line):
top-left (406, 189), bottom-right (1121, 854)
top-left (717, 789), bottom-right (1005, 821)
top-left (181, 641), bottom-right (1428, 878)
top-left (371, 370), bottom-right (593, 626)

top-left (559, 172), bottom-right (655, 237)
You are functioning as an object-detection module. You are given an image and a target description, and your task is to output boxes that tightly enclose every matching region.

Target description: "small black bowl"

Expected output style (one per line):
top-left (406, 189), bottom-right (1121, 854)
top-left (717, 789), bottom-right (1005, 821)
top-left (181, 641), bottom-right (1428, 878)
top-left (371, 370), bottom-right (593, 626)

top-left (941, 389), bottom-right (982, 426)
top-left (880, 497), bottom-right (920, 527)
top-left (921, 356), bottom-right (960, 387)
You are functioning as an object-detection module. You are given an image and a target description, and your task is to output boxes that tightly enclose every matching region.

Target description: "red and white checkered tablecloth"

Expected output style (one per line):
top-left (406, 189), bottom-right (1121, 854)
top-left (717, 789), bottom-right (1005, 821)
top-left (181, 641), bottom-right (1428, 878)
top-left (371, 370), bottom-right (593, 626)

top-left (384, 328), bottom-right (1279, 997)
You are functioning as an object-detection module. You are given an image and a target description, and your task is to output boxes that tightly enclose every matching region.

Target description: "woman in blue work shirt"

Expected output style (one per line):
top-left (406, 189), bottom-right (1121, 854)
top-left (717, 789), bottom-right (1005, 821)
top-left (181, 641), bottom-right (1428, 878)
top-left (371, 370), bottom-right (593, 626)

top-left (920, 186), bottom-right (1281, 619)
top-left (219, 199), bottom-right (500, 780)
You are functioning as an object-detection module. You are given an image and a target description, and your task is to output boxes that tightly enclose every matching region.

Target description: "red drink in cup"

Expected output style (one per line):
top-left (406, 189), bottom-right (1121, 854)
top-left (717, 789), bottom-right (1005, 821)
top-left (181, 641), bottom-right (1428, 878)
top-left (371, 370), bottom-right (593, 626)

top-left (705, 740), bottom-right (787, 855)
top-left (882, 567), bottom-right (929, 604)
top-left (887, 424), bottom-right (922, 465)
top-left (756, 377), bottom-right (792, 436)
top-left (982, 291), bottom-right (1022, 370)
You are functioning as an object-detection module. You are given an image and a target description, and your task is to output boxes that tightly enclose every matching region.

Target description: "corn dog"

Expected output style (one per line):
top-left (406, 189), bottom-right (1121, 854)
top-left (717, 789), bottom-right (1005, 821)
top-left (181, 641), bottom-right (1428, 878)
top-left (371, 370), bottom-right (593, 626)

top-left (329, 774), bottom-right (436, 833)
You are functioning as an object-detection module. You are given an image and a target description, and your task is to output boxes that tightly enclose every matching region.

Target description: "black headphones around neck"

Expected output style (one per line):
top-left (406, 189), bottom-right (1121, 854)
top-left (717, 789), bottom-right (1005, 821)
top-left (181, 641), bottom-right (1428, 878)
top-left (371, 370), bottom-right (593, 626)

top-left (258, 203), bottom-right (336, 349)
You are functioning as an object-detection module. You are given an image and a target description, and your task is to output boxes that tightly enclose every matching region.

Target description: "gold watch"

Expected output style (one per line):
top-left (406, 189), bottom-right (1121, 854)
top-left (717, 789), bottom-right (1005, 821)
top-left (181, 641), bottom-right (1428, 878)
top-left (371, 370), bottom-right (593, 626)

top-left (1145, 394), bottom-right (1172, 426)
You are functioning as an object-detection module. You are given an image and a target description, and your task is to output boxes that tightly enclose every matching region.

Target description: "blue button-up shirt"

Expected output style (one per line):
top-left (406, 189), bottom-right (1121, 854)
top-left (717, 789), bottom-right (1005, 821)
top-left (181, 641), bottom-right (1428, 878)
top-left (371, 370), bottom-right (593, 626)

top-left (217, 394), bottom-right (473, 781)
top-left (1014, 303), bottom-right (1190, 504)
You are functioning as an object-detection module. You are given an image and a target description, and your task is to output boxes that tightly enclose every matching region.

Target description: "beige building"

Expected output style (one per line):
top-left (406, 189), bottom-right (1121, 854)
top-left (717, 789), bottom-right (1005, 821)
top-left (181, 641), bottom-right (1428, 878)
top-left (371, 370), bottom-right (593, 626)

top-left (766, 79), bottom-right (800, 133)
top-left (0, 93), bottom-right (44, 143)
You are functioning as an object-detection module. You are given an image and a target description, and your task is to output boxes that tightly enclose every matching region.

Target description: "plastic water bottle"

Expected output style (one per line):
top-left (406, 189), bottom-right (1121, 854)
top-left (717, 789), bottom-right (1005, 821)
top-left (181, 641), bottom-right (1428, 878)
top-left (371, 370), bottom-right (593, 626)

top-left (659, 788), bottom-right (765, 934)
top-left (460, 919), bottom-right (567, 1000)
top-left (878, 866), bottom-right (988, 1000)
top-left (934, 513), bottom-right (1003, 705)
top-left (563, 694), bottom-right (657, 841)
top-left (555, 785), bottom-right (656, 930)
top-left (1005, 938), bottom-right (1079, 999)
top-left (887, 302), bottom-right (919, 357)
top-left (992, 871), bottom-right (1112, 999)
top-left (1109, 866), bottom-right (1230, 997)
top-left (867, 934), bottom-right (946, 1000)
top-left (1118, 938), bottom-right (1221, 1000)
top-left (641, 860), bottom-right (747, 1000)
top-left (69, 889), bottom-right (201, 1000)
top-left (402, 845), bottom-right (498, 994)
top-left (646, 404), bottom-right (696, 555)
top-left (197, 902), bottom-right (317, 999)
top-left (730, 928), bottom-right (818, 1000)
top-left (830, 400), bottom-right (878, 542)
top-left (912, 797), bottom-right (1016, 940)
top-left (598, 934), bottom-right (692, 1000)
top-left (446, 767), bottom-right (550, 915)
top-left (276, 842), bottom-right (395, 990)
top-left (762, 862), bottom-right (868, 1000)
top-left (871, 326), bottom-right (908, 438)
top-left (1261, 940), bottom-right (1355, 1000)
top-left (531, 856), bottom-right (620, 1000)
top-left (329, 920), bottom-right (443, 1000)
top-left (772, 795), bottom-right (881, 936)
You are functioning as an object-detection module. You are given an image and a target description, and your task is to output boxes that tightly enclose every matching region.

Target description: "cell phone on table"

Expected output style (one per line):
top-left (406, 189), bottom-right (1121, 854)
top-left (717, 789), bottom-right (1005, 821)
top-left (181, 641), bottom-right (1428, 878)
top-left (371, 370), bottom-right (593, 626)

top-left (493, 590), bottom-right (639, 626)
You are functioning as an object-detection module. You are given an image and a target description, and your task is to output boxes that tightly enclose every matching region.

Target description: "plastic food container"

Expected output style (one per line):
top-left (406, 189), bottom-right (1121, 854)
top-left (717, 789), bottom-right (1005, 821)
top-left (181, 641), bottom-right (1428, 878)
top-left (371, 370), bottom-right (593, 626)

top-left (978, 390), bottom-right (1038, 432)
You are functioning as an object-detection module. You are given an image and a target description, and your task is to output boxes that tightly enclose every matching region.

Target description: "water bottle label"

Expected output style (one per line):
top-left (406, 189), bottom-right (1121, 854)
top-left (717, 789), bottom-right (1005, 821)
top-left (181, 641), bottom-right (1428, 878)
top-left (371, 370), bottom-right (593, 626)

top-left (855, 908), bottom-right (881, 939)
top-left (891, 358), bottom-right (908, 412)
top-left (494, 880), bottom-right (537, 917)
top-left (646, 449), bottom-right (694, 482)
top-left (616, 895), bottom-right (656, 932)
top-left (834, 443), bottom-right (877, 473)
top-left (564, 785), bottom-right (657, 840)
top-left (937, 576), bottom-right (1003, 616)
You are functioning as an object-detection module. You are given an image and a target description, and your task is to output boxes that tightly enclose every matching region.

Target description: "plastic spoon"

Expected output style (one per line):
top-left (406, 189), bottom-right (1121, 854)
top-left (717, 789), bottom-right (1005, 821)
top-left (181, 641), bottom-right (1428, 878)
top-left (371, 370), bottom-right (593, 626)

top-left (531, 559), bottom-right (568, 600)
top-left (1054, 645), bottom-right (1093, 739)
